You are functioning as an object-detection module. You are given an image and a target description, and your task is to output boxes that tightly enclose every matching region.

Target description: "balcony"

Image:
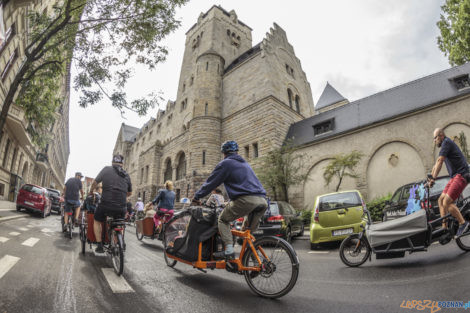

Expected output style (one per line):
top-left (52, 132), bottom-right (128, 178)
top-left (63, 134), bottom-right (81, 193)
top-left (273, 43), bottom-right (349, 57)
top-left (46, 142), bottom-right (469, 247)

top-left (6, 104), bottom-right (33, 147)
top-left (35, 152), bottom-right (48, 170)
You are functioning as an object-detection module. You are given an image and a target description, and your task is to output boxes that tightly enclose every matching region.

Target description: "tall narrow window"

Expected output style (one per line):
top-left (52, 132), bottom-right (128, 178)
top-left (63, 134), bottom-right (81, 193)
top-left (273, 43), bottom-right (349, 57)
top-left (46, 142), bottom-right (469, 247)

top-left (182, 83), bottom-right (185, 92)
top-left (206, 62), bottom-right (208, 71)
top-left (2, 139), bottom-right (11, 168)
top-left (253, 143), bottom-right (259, 158)
top-left (217, 64), bottom-right (219, 74)
top-left (287, 89), bottom-right (293, 108)
top-left (205, 103), bottom-right (208, 116)
top-left (244, 145), bottom-right (249, 159)
top-left (202, 150), bottom-right (206, 165)
top-left (140, 168), bottom-right (144, 184)
top-left (295, 95), bottom-right (300, 113)
top-left (143, 191), bottom-right (146, 203)
top-left (145, 165), bottom-right (149, 183)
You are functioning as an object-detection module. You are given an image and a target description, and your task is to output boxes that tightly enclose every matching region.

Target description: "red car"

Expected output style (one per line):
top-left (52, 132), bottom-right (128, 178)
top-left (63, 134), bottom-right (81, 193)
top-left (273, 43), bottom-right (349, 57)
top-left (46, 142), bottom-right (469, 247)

top-left (16, 184), bottom-right (52, 218)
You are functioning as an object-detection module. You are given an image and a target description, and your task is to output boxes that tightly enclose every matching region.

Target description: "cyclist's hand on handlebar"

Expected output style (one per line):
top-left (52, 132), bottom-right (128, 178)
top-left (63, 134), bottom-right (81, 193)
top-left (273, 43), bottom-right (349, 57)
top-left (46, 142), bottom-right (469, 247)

top-left (427, 177), bottom-right (435, 187)
top-left (191, 198), bottom-right (202, 205)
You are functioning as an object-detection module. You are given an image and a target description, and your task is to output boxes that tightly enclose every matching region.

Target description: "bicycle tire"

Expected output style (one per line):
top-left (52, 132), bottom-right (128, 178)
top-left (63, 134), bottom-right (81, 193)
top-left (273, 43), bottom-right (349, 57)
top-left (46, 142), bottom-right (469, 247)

top-left (111, 231), bottom-right (124, 275)
top-left (162, 231), bottom-right (177, 268)
top-left (339, 234), bottom-right (371, 267)
top-left (242, 236), bottom-right (299, 298)
top-left (456, 213), bottom-right (470, 251)
top-left (80, 226), bottom-right (86, 254)
top-left (68, 219), bottom-right (73, 239)
top-left (136, 224), bottom-right (144, 241)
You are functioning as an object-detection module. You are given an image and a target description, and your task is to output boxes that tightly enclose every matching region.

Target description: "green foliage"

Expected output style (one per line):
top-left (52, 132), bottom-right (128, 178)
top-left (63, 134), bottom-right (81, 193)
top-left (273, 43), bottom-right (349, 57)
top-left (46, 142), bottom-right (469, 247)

top-left (1, 0), bottom-right (187, 147)
top-left (323, 151), bottom-right (363, 192)
top-left (255, 141), bottom-right (307, 202)
top-left (458, 131), bottom-right (470, 159)
top-left (437, 0), bottom-right (470, 66)
top-left (366, 193), bottom-right (392, 222)
top-left (299, 209), bottom-right (312, 225)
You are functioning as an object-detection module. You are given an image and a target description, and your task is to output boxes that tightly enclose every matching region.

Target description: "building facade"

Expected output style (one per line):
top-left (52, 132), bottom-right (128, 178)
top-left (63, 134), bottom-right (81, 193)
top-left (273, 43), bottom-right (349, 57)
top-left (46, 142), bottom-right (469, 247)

top-left (0, 0), bottom-right (70, 200)
top-left (114, 5), bottom-right (314, 204)
top-left (114, 5), bottom-right (470, 210)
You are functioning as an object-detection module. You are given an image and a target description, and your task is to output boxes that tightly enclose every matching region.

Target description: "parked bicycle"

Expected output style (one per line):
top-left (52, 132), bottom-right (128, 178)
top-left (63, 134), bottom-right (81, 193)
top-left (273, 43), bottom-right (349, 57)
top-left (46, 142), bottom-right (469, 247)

top-left (339, 174), bottom-right (470, 267)
top-left (162, 198), bottom-right (299, 298)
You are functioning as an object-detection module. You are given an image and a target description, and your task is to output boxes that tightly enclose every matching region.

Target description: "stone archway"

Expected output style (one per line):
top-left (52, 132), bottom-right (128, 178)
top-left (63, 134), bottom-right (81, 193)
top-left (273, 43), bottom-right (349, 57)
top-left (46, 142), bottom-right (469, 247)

top-left (367, 141), bottom-right (425, 200)
top-left (303, 158), bottom-right (357, 209)
top-left (163, 158), bottom-right (172, 183)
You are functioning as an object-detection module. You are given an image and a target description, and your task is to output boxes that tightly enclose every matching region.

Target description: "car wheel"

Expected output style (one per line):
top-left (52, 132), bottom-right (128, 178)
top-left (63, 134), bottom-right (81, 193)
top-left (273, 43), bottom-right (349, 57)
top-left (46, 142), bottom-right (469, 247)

top-left (296, 224), bottom-right (305, 237)
top-left (16, 206), bottom-right (21, 212)
top-left (285, 227), bottom-right (292, 243)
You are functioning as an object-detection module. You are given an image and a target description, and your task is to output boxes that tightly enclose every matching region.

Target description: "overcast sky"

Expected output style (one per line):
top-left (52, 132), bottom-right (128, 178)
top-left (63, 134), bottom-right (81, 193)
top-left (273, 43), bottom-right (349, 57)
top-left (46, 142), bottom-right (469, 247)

top-left (65, 0), bottom-right (449, 180)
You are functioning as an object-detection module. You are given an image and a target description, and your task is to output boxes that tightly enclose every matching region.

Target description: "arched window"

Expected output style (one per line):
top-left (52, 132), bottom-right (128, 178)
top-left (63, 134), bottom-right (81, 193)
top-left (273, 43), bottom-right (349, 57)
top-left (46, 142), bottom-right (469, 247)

top-left (295, 95), bottom-right (300, 113)
top-left (205, 103), bottom-right (208, 116)
top-left (287, 89), bottom-right (293, 108)
top-left (176, 153), bottom-right (186, 180)
top-left (164, 159), bottom-right (172, 182)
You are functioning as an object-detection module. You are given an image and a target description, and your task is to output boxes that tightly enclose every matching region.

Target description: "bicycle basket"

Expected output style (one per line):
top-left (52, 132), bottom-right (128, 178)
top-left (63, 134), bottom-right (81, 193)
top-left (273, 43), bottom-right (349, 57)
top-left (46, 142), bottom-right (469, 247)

top-left (164, 211), bottom-right (191, 255)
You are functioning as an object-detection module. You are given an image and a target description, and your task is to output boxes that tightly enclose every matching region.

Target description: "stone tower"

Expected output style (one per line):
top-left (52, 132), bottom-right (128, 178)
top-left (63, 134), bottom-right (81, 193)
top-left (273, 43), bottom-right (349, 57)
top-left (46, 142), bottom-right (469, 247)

top-left (178, 6), bottom-right (253, 178)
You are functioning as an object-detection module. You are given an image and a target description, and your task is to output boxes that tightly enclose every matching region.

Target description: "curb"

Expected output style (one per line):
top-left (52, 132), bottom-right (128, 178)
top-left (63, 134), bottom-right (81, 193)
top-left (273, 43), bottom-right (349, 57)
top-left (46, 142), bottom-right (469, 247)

top-left (0, 215), bottom-right (25, 223)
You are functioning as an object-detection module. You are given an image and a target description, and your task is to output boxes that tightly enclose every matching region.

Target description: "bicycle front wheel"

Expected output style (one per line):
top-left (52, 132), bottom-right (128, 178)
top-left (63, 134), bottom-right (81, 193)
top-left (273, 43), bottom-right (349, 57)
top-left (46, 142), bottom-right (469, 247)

top-left (339, 234), bottom-right (371, 267)
top-left (242, 236), bottom-right (299, 298)
top-left (111, 231), bottom-right (124, 275)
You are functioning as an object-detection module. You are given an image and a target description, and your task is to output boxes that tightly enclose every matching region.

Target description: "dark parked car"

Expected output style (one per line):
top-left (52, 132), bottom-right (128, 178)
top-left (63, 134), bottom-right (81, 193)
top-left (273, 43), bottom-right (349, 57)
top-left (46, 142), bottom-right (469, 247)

top-left (234, 200), bottom-right (304, 243)
top-left (46, 188), bottom-right (62, 214)
top-left (382, 176), bottom-right (470, 221)
top-left (16, 184), bottom-right (52, 218)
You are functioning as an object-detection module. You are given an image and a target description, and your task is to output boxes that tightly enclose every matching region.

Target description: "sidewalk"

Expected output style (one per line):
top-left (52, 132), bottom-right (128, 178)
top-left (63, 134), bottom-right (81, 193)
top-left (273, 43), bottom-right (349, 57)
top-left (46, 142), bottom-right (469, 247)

top-left (0, 200), bottom-right (23, 223)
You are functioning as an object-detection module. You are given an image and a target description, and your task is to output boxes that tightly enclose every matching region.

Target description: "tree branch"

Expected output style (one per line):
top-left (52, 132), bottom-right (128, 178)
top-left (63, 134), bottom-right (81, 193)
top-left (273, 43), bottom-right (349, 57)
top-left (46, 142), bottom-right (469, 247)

top-left (24, 60), bottom-right (64, 81)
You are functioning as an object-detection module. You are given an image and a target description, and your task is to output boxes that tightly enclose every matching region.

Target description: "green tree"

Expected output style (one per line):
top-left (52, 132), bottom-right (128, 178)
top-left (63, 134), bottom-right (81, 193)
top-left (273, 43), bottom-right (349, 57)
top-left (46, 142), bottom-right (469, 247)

top-left (459, 131), bottom-right (470, 159)
top-left (0, 0), bottom-right (187, 146)
top-left (437, 0), bottom-right (470, 66)
top-left (323, 150), bottom-right (363, 192)
top-left (255, 142), bottom-right (307, 202)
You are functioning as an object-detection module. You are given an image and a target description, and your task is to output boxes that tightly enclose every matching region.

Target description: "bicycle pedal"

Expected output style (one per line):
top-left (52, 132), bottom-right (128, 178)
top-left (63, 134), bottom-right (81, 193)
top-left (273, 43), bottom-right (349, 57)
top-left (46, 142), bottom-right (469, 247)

top-left (225, 260), bottom-right (239, 273)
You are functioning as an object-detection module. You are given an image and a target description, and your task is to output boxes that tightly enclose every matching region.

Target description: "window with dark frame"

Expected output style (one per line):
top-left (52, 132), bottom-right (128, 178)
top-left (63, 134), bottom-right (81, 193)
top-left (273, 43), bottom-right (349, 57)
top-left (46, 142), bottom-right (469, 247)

top-left (451, 74), bottom-right (470, 90)
top-left (205, 103), bottom-right (208, 115)
top-left (313, 119), bottom-right (334, 136)
top-left (253, 143), bottom-right (258, 158)
top-left (287, 89), bottom-right (293, 108)
top-left (2, 139), bottom-right (11, 168)
top-left (202, 150), bottom-right (206, 165)
top-left (244, 145), bottom-right (249, 158)
top-left (1, 48), bottom-right (18, 81)
top-left (295, 95), bottom-right (300, 113)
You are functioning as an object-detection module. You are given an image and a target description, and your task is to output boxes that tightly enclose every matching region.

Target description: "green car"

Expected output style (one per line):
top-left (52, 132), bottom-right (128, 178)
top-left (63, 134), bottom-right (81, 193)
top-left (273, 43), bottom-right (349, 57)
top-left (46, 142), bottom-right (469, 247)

top-left (310, 190), bottom-right (366, 249)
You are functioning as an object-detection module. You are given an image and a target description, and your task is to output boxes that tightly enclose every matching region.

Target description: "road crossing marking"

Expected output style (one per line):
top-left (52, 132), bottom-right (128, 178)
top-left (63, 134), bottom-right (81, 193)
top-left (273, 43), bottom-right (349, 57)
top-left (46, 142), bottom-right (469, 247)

top-left (9, 232), bottom-right (20, 236)
top-left (0, 237), bottom-right (9, 243)
top-left (22, 237), bottom-right (40, 247)
top-left (0, 208), bottom-right (14, 211)
top-left (41, 228), bottom-right (52, 233)
top-left (308, 251), bottom-right (330, 254)
top-left (18, 227), bottom-right (28, 231)
top-left (101, 268), bottom-right (134, 293)
top-left (0, 255), bottom-right (20, 280)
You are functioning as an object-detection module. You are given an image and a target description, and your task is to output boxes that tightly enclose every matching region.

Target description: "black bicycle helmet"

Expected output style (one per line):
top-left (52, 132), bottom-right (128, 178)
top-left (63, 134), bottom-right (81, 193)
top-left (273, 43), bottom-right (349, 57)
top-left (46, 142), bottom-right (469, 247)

top-left (221, 140), bottom-right (239, 154)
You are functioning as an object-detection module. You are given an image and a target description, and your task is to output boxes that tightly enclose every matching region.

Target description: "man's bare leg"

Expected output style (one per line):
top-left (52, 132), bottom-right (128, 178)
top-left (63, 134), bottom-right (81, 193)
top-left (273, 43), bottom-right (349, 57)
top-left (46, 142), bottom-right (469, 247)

top-left (438, 194), bottom-right (448, 228)
top-left (442, 194), bottom-right (465, 225)
top-left (94, 221), bottom-right (102, 243)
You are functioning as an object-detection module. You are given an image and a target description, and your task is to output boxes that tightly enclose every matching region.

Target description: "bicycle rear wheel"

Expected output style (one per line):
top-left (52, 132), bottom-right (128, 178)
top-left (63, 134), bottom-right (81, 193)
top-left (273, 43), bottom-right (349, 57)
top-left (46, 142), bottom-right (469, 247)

top-left (80, 226), bottom-right (86, 254)
top-left (242, 236), bottom-right (299, 298)
top-left (110, 231), bottom-right (124, 275)
top-left (68, 219), bottom-right (73, 239)
top-left (162, 231), bottom-right (177, 268)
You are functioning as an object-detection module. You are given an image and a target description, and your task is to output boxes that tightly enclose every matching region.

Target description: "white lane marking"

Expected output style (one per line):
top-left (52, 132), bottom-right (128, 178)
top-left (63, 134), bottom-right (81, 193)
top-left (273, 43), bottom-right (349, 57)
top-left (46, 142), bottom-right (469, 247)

top-left (0, 237), bottom-right (9, 243)
top-left (9, 232), bottom-right (20, 236)
top-left (18, 227), bottom-right (28, 231)
top-left (308, 251), bottom-right (330, 254)
top-left (22, 237), bottom-right (40, 247)
top-left (41, 228), bottom-right (52, 233)
top-left (0, 255), bottom-right (20, 280)
top-left (101, 268), bottom-right (134, 293)
top-left (0, 208), bottom-right (14, 211)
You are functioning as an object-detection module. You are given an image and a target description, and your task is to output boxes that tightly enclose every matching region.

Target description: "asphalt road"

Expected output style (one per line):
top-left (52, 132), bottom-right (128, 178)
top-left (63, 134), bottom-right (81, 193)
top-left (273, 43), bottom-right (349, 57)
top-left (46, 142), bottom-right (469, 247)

top-left (1, 211), bottom-right (470, 313)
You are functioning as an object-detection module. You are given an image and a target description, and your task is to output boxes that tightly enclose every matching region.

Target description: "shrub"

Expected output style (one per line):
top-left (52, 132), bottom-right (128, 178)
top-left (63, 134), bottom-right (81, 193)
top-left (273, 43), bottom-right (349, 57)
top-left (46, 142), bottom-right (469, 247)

top-left (300, 210), bottom-right (312, 225)
top-left (366, 193), bottom-right (392, 222)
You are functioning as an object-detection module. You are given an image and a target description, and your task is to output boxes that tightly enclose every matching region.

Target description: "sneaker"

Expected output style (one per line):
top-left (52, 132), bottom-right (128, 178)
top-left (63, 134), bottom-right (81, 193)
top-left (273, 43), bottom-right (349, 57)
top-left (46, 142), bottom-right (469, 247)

top-left (213, 251), bottom-right (235, 260)
top-left (456, 221), bottom-right (470, 238)
top-left (95, 243), bottom-right (104, 253)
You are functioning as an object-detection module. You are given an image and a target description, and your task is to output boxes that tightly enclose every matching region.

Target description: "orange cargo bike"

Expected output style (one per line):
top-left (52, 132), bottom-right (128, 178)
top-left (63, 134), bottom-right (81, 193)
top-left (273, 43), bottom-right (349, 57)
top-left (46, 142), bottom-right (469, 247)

top-left (162, 199), bottom-right (299, 298)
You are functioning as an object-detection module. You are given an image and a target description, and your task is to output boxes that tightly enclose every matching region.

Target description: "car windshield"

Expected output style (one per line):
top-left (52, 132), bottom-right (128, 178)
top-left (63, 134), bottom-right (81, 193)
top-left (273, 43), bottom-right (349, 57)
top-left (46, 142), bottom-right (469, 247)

top-left (266, 203), bottom-right (280, 216)
top-left (22, 185), bottom-right (43, 195)
top-left (47, 189), bottom-right (60, 196)
top-left (319, 192), bottom-right (362, 211)
top-left (430, 177), bottom-right (450, 194)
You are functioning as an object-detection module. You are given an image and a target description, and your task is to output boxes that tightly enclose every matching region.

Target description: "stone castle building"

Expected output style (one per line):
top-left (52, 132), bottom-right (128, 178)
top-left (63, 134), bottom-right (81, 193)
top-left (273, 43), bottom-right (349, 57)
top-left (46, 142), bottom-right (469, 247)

top-left (0, 0), bottom-right (70, 200)
top-left (114, 5), bottom-right (314, 204)
top-left (114, 5), bottom-right (470, 210)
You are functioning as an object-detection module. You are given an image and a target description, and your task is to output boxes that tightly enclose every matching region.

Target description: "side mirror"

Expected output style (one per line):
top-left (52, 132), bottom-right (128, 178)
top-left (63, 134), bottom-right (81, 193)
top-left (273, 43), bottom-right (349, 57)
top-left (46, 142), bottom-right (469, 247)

top-left (180, 197), bottom-right (190, 204)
